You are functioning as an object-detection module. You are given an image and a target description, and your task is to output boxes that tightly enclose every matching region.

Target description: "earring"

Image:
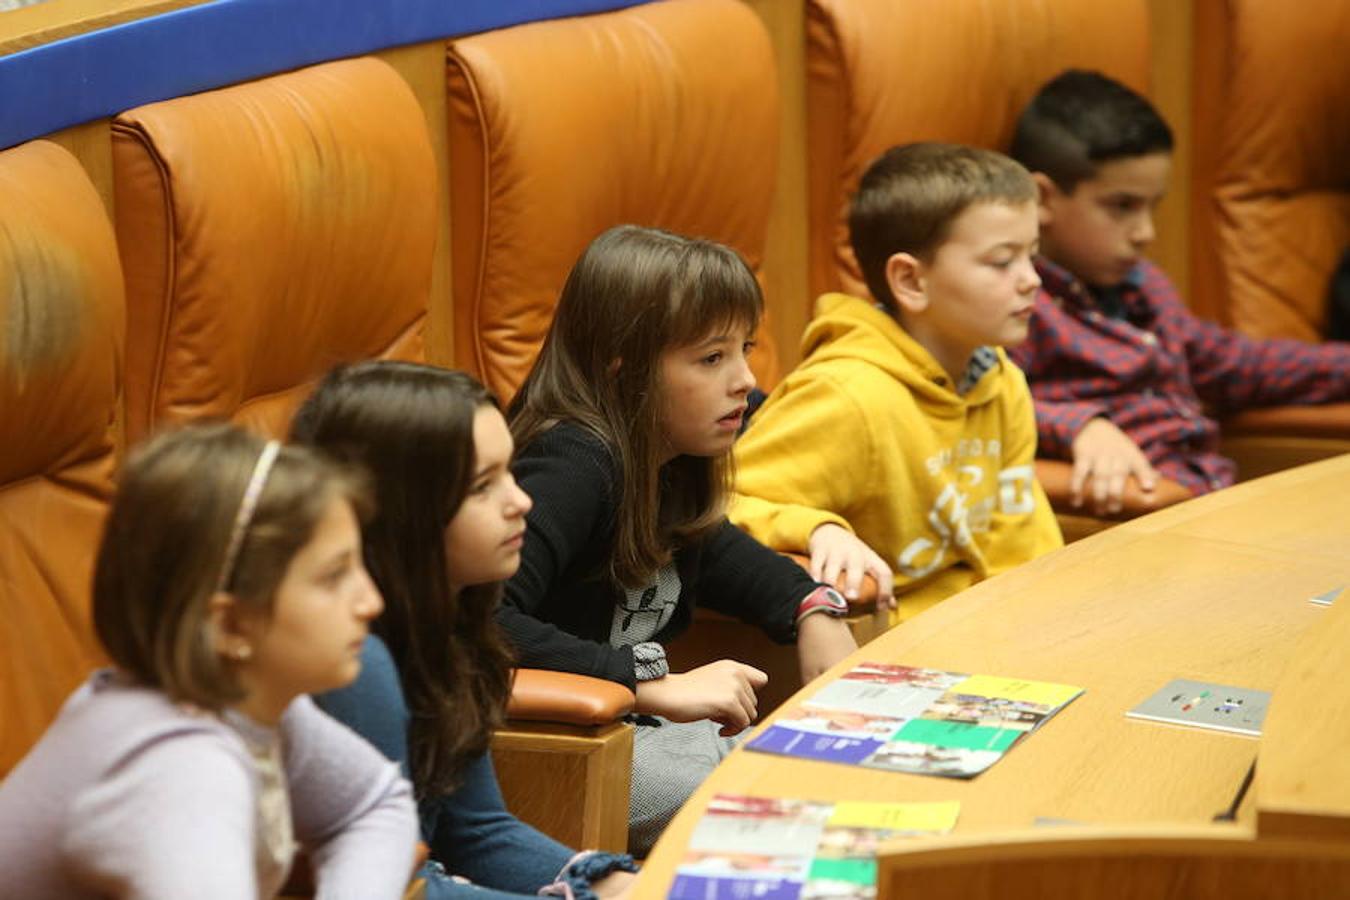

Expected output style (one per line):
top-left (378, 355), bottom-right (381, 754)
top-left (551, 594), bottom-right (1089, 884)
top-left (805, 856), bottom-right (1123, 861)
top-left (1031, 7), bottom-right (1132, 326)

top-left (232, 644), bottom-right (253, 661)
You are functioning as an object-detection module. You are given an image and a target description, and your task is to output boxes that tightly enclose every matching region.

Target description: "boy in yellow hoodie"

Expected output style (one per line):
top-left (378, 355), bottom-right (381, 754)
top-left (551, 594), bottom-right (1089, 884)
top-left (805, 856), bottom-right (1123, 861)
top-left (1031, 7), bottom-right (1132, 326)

top-left (732, 142), bottom-right (1063, 624)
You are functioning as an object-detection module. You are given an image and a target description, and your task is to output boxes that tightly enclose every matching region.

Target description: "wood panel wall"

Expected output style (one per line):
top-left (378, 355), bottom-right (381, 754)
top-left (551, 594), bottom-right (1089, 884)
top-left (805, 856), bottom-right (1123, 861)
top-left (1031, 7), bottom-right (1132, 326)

top-left (1148, 0), bottom-right (1193, 304)
top-left (742, 0), bottom-right (812, 369)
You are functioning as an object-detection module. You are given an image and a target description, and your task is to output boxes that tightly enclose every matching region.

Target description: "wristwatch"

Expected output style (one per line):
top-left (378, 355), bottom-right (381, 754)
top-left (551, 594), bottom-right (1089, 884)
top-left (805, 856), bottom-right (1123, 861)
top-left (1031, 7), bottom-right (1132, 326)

top-left (795, 585), bottom-right (849, 624)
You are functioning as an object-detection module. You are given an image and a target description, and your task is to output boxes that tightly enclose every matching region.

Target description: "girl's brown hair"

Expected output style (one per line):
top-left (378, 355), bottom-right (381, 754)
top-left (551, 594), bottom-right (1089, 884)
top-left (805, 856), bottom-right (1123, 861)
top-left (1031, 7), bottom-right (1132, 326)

top-left (509, 224), bottom-right (763, 588)
top-left (92, 422), bottom-right (365, 709)
top-left (290, 361), bottom-right (514, 799)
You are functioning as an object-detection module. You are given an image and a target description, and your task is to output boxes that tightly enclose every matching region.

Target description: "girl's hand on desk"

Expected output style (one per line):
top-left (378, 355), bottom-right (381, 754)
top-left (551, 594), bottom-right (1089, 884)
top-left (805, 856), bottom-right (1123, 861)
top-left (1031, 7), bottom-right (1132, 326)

top-left (795, 612), bottom-right (858, 684)
top-left (807, 523), bottom-right (896, 606)
top-left (634, 660), bottom-right (768, 736)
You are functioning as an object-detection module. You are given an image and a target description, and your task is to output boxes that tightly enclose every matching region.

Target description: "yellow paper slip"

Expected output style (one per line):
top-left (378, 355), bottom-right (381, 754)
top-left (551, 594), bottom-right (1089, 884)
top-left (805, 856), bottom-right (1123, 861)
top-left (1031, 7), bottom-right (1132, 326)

top-left (952, 675), bottom-right (1081, 707)
top-left (828, 801), bottom-right (960, 833)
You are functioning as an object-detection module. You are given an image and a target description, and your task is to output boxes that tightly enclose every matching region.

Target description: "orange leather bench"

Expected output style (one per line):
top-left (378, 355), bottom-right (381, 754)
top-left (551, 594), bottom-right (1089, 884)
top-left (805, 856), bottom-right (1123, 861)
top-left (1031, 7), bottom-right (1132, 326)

top-left (4, 56), bottom-right (636, 867)
top-left (112, 57), bottom-right (433, 441)
top-left (0, 140), bottom-right (122, 775)
top-left (1191, 0), bottom-right (1350, 480)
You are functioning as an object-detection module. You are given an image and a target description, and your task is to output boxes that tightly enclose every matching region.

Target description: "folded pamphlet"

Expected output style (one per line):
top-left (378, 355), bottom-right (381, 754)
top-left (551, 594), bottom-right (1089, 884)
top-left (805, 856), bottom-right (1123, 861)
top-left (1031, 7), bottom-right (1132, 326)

top-left (746, 662), bottom-right (1083, 778)
top-left (667, 793), bottom-right (959, 900)
top-left (1125, 677), bottom-right (1269, 737)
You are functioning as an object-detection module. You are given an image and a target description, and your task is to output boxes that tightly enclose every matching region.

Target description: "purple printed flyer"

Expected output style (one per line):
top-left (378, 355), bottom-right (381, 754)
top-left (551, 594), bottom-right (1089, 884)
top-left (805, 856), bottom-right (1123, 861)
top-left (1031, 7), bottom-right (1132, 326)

top-left (745, 663), bottom-right (1082, 778)
top-left (666, 794), bottom-right (959, 900)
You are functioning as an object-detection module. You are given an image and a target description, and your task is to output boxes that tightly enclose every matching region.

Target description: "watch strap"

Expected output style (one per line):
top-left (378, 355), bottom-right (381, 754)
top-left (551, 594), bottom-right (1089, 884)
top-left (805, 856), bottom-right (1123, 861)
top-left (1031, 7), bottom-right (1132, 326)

top-left (795, 585), bottom-right (849, 623)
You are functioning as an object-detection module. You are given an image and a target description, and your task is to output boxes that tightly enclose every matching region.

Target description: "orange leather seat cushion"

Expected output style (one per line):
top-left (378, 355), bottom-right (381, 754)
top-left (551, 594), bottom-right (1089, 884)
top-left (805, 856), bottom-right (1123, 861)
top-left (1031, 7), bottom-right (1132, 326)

top-left (805, 0), bottom-right (1150, 301)
top-left (447, 0), bottom-right (782, 401)
top-left (0, 141), bottom-right (122, 773)
top-left (1191, 1), bottom-right (1350, 341)
top-left (112, 57), bottom-right (435, 440)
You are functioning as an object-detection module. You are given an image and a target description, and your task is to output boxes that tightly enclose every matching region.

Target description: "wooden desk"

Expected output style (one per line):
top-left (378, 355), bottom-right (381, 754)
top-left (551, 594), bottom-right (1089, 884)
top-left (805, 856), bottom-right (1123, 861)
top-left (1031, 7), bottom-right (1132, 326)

top-left (636, 455), bottom-right (1350, 896)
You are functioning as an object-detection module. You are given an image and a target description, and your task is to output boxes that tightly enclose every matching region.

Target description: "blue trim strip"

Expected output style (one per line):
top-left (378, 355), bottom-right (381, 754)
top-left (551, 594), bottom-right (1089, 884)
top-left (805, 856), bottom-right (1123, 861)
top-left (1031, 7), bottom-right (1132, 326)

top-left (0, 0), bottom-right (649, 149)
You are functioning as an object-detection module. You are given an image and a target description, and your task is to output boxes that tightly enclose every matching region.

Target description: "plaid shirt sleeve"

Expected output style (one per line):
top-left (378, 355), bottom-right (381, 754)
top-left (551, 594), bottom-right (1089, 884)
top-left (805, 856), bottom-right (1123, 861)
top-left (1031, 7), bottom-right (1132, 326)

top-left (1028, 398), bottom-right (1110, 459)
top-left (1014, 259), bottom-right (1350, 494)
top-left (1176, 305), bottom-right (1350, 414)
top-left (1007, 298), bottom-right (1110, 459)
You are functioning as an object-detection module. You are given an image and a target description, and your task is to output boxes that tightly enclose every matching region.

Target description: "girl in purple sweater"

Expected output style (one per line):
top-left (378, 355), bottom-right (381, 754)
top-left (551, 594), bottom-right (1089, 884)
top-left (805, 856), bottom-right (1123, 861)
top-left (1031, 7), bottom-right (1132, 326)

top-left (0, 423), bottom-right (418, 899)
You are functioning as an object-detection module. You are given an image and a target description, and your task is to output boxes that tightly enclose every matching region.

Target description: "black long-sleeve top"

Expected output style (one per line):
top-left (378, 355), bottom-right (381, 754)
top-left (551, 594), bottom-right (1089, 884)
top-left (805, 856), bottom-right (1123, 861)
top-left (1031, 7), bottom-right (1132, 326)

top-left (498, 423), bottom-right (817, 691)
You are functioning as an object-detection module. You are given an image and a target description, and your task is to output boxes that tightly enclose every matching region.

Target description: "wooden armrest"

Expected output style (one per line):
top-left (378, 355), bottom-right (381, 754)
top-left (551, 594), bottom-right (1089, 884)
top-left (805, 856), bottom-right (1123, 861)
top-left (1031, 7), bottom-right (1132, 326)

top-left (507, 669), bottom-right (635, 725)
top-left (783, 552), bottom-right (880, 613)
top-left (1222, 403), bottom-right (1350, 438)
top-left (1035, 459), bottom-right (1193, 519)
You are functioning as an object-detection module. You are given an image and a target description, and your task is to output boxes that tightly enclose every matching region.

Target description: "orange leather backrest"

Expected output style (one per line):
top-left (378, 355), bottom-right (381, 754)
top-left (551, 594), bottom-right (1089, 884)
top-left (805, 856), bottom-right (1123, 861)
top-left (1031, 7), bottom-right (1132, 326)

top-left (112, 57), bottom-right (435, 442)
top-left (447, 0), bottom-right (781, 402)
top-left (0, 140), bottom-right (122, 774)
top-left (1191, 1), bottom-right (1350, 341)
top-left (806, 0), bottom-right (1150, 302)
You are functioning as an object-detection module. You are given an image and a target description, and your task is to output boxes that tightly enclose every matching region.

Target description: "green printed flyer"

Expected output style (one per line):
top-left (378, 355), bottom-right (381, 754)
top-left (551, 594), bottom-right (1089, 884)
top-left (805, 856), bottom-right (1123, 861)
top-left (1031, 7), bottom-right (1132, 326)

top-left (667, 794), bottom-right (959, 900)
top-left (746, 662), bottom-right (1083, 778)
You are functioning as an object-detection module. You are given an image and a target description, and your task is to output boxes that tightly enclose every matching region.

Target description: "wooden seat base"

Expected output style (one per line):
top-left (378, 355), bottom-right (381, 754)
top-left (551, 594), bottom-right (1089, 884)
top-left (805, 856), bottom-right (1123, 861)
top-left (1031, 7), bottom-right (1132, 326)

top-left (492, 719), bottom-right (634, 853)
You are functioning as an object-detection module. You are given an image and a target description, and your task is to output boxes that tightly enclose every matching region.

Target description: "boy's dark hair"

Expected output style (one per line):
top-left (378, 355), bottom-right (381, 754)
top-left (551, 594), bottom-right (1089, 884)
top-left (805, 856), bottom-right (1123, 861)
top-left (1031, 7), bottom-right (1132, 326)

top-left (849, 142), bottom-right (1036, 313)
top-left (1011, 69), bottom-right (1173, 193)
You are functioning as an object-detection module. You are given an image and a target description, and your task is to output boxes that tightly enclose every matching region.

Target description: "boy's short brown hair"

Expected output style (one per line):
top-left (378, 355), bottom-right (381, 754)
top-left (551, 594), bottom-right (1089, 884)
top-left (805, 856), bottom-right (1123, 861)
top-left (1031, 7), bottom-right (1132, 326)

top-left (848, 142), bottom-right (1036, 313)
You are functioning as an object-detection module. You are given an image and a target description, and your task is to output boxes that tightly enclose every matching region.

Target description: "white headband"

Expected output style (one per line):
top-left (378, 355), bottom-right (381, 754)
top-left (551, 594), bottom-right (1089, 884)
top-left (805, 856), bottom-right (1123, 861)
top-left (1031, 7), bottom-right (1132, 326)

top-left (215, 440), bottom-right (282, 593)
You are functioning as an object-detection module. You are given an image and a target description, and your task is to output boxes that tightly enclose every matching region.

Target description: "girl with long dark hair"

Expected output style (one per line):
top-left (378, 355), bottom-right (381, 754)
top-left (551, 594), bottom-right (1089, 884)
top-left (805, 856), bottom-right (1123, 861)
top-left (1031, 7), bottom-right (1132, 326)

top-left (293, 361), bottom-right (635, 900)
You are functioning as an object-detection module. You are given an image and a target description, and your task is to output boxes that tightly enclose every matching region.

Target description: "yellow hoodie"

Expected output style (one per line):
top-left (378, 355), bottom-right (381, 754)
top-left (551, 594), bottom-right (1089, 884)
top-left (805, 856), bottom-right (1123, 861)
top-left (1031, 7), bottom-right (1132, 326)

top-left (732, 293), bottom-right (1062, 624)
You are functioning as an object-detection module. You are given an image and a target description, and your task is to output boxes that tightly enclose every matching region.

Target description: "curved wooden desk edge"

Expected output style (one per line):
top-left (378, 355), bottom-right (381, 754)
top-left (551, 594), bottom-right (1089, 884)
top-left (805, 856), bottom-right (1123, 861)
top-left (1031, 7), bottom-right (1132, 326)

top-left (634, 456), bottom-right (1350, 898)
top-left (874, 823), bottom-right (1350, 900)
top-left (877, 822), bottom-right (1264, 869)
top-left (1256, 576), bottom-right (1350, 841)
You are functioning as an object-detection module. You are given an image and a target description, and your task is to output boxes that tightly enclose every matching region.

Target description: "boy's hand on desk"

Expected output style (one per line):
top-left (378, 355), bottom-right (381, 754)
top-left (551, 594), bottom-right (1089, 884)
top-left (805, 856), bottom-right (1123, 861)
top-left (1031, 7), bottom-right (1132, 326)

top-left (807, 523), bottom-right (896, 607)
top-left (1070, 417), bottom-right (1159, 515)
top-left (795, 613), bottom-right (858, 684)
top-left (634, 660), bottom-right (768, 737)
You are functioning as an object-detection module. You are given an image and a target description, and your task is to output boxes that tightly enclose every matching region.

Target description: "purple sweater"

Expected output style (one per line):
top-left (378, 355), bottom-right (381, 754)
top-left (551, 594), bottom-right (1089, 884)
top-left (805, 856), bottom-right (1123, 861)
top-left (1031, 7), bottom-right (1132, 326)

top-left (0, 670), bottom-right (418, 899)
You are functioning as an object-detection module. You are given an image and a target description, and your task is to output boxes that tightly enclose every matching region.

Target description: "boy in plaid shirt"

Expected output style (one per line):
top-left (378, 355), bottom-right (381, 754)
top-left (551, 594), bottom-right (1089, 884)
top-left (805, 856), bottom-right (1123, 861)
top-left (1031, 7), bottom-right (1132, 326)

top-left (1008, 70), bottom-right (1350, 513)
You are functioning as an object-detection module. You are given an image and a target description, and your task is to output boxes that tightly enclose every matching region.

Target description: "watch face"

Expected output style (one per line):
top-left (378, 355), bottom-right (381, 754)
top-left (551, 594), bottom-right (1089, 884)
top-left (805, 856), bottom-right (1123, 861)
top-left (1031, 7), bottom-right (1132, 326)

top-left (822, 588), bottom-right (849, 612)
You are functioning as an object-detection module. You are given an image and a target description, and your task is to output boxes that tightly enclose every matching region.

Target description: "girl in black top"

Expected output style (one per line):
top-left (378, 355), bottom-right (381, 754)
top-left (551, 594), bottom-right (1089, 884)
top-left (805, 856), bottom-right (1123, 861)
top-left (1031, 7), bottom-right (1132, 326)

top-left (501, 225), bottom-right (858, 852)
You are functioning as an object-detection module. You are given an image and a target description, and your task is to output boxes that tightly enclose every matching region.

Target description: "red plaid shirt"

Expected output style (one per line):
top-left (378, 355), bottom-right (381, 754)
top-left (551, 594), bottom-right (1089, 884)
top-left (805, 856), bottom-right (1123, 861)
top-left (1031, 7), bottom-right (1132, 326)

top-left (1009, 257), bottom-right (1350, 494)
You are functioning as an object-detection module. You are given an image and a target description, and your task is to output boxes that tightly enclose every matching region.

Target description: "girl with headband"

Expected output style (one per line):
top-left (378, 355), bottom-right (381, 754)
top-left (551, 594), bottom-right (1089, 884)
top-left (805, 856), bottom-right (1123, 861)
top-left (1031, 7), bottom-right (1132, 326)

top-left (0, 423), bottom-right (419, 898)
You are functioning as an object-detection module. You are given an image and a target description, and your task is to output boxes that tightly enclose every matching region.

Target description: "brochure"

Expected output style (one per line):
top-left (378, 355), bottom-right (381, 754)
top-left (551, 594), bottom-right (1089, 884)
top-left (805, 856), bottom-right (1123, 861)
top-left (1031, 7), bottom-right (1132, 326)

top-left (1125, 677), bottom-right (1270, 737)
top-left (667, 793), bottom-right (960, 900)
top-left (746, 662), bottom-right (1083, 778)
